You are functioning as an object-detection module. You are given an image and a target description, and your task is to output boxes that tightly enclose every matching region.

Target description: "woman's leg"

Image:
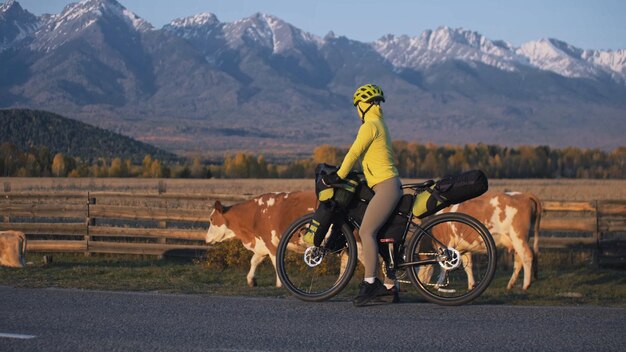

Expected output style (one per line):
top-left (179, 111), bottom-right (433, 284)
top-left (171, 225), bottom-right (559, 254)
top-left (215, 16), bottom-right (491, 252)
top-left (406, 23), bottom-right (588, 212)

top-left (359, 177), bottom-right (403, 279)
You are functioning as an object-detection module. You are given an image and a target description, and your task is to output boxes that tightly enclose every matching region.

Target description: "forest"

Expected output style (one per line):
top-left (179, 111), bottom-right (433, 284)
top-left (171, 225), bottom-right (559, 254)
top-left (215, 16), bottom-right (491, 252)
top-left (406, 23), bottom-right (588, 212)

top-left (1, 142), bottom-right (624, 179)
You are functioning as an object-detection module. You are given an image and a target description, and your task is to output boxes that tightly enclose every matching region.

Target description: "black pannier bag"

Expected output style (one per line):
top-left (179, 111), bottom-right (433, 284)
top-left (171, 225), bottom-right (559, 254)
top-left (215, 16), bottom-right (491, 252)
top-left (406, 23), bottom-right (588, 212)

top-left (412, 169), bottom-right (488, 218)
top-left (345, 177), bottom-right (374, 224)
top-left (306, 164), bottom-right (361, 246)
top-left (305, 201), bottom-right (337, 247)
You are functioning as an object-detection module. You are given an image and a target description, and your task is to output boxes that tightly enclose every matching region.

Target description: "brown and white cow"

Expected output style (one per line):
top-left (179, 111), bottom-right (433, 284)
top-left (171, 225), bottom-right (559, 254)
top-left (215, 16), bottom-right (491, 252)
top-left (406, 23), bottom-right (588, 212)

top-left (0, 231), bottom-right (27, 268)
top-left (437, 191), bottom-right (541, 290)
top-left (206, 191), bottom-right (316, 287)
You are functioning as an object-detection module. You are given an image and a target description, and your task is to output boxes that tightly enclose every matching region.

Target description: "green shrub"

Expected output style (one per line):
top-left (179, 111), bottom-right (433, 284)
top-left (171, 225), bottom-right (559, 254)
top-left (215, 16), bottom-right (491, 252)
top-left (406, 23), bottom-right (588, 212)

top-left (205, 240), bottom-right (252, 270)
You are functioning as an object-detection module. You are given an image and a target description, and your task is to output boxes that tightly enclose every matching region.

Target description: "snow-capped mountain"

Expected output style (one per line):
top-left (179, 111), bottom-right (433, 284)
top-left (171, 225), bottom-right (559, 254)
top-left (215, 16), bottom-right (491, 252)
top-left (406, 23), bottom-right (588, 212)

top-left (374, 27), bottom-right (626, 83)
top-left (165, 12), bottom-right (220, 38)
top-left (164, 12), bottom-right (322, 58)
top-left (1, 0), bottom-right (625, 153)
top-left (222, 13), bottom-right (322, 54)
top-left (163, 11), bottom-right (330, 89)
top-left (373, 27), bottom-right (524, 72)
top-left (517, 38), bottom-right (626, 82)
top-left (0, 0), bottom-right (39, 51)
top-left (31, 0), bottom-right (152, 52)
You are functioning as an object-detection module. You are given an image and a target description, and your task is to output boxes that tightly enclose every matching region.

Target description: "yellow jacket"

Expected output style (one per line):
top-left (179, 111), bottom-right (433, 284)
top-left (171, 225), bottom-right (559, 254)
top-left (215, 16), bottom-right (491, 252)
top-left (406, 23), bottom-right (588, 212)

top-left (337, 104), bottom-right (399, 188)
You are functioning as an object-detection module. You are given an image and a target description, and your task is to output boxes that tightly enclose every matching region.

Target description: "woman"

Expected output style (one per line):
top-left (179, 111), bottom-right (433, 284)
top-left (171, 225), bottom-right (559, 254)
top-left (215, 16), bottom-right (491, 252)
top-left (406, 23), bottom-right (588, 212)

top-left (324, 84), bottom-right (403, 306)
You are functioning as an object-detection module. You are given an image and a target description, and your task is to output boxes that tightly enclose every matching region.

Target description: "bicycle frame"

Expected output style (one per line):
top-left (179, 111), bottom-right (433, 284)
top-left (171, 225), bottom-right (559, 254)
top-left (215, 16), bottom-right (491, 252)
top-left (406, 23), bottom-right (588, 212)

top-left (277, 175), bottom-right (496, 305)
top-left (340, 180), bottom-right (452, 271)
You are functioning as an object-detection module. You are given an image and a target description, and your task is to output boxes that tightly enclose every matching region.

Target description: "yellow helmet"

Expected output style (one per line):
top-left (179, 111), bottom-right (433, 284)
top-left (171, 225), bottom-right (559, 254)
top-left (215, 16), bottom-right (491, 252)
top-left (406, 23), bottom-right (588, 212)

top-left (353, 84), bottom-right (385, 106)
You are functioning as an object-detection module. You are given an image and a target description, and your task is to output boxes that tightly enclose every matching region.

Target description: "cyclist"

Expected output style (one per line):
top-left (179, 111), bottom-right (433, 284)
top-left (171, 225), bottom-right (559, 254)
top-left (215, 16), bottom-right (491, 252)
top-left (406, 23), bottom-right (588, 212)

top-left (323, 84), bottom-right (403, 306)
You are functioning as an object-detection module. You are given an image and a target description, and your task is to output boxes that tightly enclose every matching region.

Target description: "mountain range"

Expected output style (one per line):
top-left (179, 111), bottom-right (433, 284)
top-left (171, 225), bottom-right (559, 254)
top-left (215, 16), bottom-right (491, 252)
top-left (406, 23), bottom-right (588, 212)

top-left (1, 0), bottom-right (625, 158)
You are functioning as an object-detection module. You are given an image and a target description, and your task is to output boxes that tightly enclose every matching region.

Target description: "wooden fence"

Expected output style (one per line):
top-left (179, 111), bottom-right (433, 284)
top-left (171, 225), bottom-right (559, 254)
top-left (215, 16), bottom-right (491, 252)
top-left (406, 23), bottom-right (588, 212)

top-left (0, 191), bottom-right (248, 257)
top-left (1, 191), bottom-right (625, 264)
top-left (539, 200), bottom-right (626, 265)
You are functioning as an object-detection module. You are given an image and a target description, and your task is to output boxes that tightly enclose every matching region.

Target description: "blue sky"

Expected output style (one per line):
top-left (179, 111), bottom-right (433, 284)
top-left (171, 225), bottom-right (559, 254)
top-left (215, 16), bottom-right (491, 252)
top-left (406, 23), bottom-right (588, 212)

top-left (15, 0), bottom-right (626, 50)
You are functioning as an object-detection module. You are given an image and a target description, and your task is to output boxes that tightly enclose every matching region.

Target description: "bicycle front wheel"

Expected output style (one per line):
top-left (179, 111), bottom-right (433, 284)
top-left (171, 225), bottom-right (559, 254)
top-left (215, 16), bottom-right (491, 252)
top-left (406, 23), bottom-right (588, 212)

top-left (276, 213), bottom-right (358, 302)
top-left (406, 212), bottom-right (496, 306)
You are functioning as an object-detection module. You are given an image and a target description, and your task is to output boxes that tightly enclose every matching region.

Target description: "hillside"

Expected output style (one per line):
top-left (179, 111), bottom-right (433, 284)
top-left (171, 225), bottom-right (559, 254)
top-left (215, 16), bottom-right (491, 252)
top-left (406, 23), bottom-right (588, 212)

top-left (0, 0), bottom-right (625, 156)
top-left (0, 109), bottom-right (178, 162)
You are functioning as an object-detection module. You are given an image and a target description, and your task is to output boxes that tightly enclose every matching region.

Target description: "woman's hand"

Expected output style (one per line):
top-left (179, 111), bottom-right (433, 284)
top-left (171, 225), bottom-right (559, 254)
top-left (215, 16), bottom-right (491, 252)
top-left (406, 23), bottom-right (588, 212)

top-left (322, 172), bottom-right (341, 186)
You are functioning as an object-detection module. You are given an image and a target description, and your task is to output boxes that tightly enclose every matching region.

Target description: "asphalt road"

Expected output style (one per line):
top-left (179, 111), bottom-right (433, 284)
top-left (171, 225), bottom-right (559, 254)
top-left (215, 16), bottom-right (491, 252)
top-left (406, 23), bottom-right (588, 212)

top-left (1, 285), bottom-right (624, 352)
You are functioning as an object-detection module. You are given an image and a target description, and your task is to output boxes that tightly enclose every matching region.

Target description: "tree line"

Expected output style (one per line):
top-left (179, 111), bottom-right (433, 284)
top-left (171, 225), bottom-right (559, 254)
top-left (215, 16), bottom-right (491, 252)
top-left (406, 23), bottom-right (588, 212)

top-left (0, 143), bottom-right (208, 178)
top-left (1, 142), bottom-right (624, 179)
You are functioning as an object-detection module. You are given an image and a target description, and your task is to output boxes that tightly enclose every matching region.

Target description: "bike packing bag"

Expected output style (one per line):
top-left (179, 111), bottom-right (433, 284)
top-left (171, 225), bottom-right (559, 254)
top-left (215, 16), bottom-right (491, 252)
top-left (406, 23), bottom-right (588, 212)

top-left (306, 200), bottom-right (337, 247)
top-left (378, 194), bottom-right (413, 242)
top-left (377, 194), bottom-right (413, 263)
top-left (324, 219), bottom-right (347, 252)
top-left (412, 169), bottom-right (488, 218)
top-left (314, 163), bottom-right (359, 208)
top-left (345, 179), bottom-right (375, 224)
top-left (315, 163), bottom-right (338, 202)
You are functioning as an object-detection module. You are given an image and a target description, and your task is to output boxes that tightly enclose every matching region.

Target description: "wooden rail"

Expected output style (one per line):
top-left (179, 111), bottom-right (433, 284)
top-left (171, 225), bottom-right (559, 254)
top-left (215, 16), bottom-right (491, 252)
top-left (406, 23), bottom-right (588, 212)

top-left (540, 200), bottom-right (626, 265)
top-left (1, 191), bottom-right (625, 263)
top-left (0, 191), bottom-right (224, 257)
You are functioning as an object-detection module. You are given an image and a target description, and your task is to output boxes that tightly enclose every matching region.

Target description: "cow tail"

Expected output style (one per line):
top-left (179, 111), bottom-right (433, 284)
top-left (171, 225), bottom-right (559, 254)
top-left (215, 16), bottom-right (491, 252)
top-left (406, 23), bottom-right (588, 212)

top-left (20, 232), bottom-right (27, 267)
top-left (528, 194), bottom-right (542, 279)
top-left (528, 193), bottom-right (542, 254)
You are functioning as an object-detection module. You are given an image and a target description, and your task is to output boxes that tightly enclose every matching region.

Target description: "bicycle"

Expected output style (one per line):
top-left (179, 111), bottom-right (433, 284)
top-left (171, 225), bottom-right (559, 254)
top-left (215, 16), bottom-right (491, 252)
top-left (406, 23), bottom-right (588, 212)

top-left (276, 172), bottom-right (497, 306)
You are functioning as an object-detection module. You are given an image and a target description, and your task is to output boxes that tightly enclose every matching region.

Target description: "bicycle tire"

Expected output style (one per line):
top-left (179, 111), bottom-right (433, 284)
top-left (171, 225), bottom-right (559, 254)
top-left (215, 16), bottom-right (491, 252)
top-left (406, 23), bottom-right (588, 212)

top-left (276, 213), bottom-right (358, 302)
top-left (406, 212), bottom-right (497, 306)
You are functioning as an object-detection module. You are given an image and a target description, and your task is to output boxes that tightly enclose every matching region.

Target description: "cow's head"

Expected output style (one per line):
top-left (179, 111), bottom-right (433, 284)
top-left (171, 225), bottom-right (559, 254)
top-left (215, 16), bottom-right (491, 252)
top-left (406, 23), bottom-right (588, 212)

top-left (206, 200), bottom-right (237, 244)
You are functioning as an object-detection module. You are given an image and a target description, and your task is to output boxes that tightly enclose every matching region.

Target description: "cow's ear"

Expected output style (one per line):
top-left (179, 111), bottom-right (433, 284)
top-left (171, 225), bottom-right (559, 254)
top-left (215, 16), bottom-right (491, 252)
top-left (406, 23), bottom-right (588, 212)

top-left (214, 200), bottom-right (223, 213)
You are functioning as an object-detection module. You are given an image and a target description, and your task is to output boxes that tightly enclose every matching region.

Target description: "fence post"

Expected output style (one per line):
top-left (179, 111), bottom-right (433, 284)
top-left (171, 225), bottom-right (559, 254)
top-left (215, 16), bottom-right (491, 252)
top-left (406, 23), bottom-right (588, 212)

top-left (157, 182), bottom-right (167, 259)
top-left (86, 193), bottom-right (97, 257)
top-left (593, 200), bottom-right (601, 266)
top-left (2, 182), bottom-right (9, 223)
top-left (158, 219), bottom-right (167, 260)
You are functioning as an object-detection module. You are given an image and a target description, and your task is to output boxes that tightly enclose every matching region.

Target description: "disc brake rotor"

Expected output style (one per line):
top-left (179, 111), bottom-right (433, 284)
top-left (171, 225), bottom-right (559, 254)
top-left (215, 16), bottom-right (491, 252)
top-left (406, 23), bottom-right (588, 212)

top-left (438, 248), bottom-right (462, 270)
top-left (303, 246), bottom-right (325, 267)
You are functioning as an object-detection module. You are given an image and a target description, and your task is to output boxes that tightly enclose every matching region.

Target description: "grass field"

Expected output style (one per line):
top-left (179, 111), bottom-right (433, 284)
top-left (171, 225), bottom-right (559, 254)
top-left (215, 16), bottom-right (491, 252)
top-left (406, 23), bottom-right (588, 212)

top-left (1, 251), bottom-right (624, 307)
top-left (1, 177), bottom-right (625, 306)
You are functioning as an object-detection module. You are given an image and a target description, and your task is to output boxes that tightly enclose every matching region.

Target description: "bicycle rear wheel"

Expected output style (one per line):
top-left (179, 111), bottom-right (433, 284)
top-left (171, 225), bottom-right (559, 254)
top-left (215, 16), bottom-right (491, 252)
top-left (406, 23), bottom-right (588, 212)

top-left (406, 212), bottom-right (496, 306)
top-left (276, 213), bottom-right (358, 302)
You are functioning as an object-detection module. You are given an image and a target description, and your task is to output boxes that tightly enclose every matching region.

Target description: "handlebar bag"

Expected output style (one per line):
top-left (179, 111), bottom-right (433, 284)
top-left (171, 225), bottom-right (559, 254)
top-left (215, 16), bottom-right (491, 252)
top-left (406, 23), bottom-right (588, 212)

top-left (314, 163), bottom-right (359, 208)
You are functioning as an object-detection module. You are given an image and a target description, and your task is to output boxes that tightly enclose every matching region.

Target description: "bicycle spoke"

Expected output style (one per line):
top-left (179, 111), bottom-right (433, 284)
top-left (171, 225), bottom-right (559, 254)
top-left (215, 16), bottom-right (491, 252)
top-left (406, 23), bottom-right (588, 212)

top-left (406, 213), bottom-right (496, 306)
top-left (277, 214), bottom-right (358, 302)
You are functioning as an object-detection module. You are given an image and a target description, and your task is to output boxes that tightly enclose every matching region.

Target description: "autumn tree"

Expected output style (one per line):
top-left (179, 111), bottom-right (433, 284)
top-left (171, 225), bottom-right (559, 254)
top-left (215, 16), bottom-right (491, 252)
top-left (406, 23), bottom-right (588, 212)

top-left (109, 157), bottom-right (130, 177)
top-left (51, 153), bottom-right (67, 177)
top-left (313, 145), bottom-right (342, 166)
top-left (142, 155), bottom-right (153, 177)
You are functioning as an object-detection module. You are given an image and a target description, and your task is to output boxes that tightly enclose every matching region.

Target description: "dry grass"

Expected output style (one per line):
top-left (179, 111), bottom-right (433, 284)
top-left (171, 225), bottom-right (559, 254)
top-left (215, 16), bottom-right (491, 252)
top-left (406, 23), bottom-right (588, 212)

top-left (3, 177), bottom-right (625, 201)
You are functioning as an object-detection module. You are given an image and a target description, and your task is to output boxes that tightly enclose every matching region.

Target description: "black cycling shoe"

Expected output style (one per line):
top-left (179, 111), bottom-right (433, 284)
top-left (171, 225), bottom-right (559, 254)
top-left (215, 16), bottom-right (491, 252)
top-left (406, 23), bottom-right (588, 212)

top-left (353, 279), bottom-right (389, 307)
top-left (384, 286), bottom-right (400, 303)
top-left (376, 286), bottom-right (400, 304)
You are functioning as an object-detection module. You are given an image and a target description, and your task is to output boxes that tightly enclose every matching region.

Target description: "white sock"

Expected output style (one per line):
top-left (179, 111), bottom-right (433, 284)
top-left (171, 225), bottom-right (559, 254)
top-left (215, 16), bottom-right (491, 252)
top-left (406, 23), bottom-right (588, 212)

top-left (364, 277), bottom-right (376, 284)
top-left (384, 283), bottom-right (394, 290)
